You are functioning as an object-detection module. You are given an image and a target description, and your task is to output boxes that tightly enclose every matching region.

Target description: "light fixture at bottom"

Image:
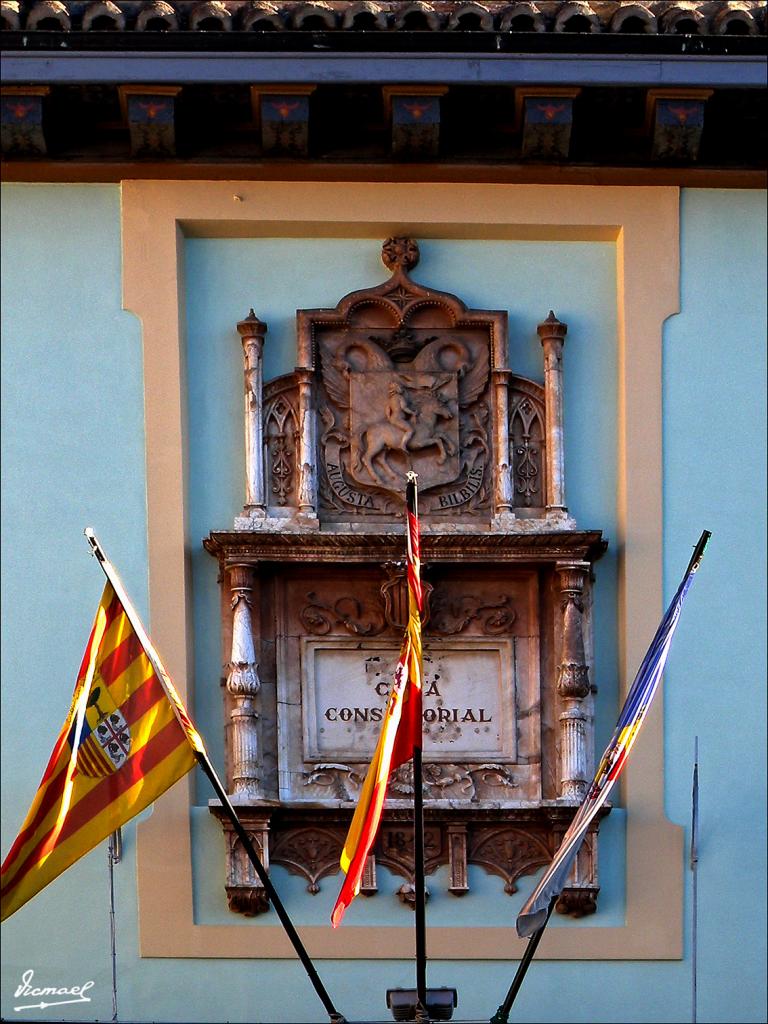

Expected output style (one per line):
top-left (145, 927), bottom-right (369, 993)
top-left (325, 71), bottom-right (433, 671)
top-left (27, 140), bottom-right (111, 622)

top-left (386, 987), bottom-right (458, 1022)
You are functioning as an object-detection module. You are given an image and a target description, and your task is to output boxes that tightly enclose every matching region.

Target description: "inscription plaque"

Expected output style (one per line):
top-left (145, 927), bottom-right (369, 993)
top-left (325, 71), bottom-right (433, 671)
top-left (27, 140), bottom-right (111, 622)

top-left (301, 638), bottom-right (517, 763)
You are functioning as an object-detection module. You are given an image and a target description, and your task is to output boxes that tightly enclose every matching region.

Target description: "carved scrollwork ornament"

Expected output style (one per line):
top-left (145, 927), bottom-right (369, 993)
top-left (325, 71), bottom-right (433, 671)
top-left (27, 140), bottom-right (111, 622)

top-left (300, 592), bottom-right (386, 636)
top-left (429, 593), bottom-right (516, 636)
top-left (389, 761), bottom-right (415, 795)
top-left (423, 763), bottom-right (474, 795)
top-left (473, 763), bottom-right (518, 790)
top-left (302, 763), bottom-right (363, 800)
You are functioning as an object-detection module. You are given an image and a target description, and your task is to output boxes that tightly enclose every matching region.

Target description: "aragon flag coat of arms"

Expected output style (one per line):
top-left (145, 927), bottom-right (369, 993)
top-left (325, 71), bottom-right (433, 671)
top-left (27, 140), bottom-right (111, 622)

top-left (1, 579), bottom-right (201, 921)
top-left (74, 676), bottom-right (132, 778)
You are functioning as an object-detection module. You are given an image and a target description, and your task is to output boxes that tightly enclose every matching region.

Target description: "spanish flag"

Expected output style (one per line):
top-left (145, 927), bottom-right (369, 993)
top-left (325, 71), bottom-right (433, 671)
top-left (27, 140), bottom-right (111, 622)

top-left (332, 475), bottom-right (424, 927)
top-left (1, 573), bottom-right (204, 922)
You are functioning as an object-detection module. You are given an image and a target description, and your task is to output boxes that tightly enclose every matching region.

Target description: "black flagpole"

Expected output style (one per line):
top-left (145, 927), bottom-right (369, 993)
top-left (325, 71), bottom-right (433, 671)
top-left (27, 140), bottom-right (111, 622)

top-left (107, 828), bottom-right (121, 1023)
top-left (195, 754), bottom-right (347, 1024)
top-left (489, 897), bottom-right (557, 1024)
top-left (413, 743), bottom-right (428, 1018)
top-left (85, 530), bottom-right (346, 1024)
top-left (691, 736), bottom-right (700, 1024)
top-left (406, 475), bottom-right (429, 1020)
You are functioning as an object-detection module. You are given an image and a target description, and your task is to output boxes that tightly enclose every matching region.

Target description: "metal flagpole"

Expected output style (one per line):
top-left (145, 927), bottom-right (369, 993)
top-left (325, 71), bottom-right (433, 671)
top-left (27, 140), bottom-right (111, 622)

top-left (691, 737), bottom-right (699, 1024)
top-left (195, 753), bottom-right (347, 1024)
top-left (85, 530), bottom-right (346, 1024)
top-left (107, 828), bottom-right (121, 1023)
top-left (489, 898), bottom-right (557, 1024)
top-left (413, 744), bottom-right (428, 1019)
top-left (406, 475), bottom-right (429, 1021)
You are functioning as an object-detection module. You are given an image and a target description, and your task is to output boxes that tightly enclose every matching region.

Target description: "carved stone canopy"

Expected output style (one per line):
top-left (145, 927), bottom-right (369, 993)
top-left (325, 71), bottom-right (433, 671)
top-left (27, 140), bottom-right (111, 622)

top-left (207, 237), bottom-right (608, 920)
top-left (236, 237), bottom-right (570, 526)
top-left (297, 236), bottom-right (509, 519)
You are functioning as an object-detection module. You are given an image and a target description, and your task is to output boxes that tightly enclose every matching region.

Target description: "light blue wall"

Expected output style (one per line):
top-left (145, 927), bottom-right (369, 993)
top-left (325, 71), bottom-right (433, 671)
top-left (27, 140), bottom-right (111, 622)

top-left (662, 189), bottom-right (767, 1024)
top-left (1, 184), bottom-right (765, 1024)
top-left (0, 184), bottom-right (147, 1021)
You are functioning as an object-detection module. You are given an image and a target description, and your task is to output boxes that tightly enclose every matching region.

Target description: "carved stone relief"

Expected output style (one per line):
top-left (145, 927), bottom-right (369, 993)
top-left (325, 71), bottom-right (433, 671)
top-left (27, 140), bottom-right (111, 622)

top-left (509, 380), bottom-right (547, 513)
top-left (207, 237), bottom-right (608, 920)
top-left (380, 564), bottom-right (433, 630)
top-left (319, 331), bottom-right (490, 515)
top-left (295, 238), bottom-right (507, 521)
top-left (263, 377), bottom-right (299, 514)
top-left (300, 592), bottom-right (386, 637)
top-left (429, 593), bottom-right (516, 636)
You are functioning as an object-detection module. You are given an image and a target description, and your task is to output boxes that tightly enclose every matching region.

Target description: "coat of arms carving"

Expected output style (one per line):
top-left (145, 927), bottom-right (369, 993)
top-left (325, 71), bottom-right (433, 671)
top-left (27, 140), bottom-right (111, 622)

top-left (300, 238), bottom-right (505, 519)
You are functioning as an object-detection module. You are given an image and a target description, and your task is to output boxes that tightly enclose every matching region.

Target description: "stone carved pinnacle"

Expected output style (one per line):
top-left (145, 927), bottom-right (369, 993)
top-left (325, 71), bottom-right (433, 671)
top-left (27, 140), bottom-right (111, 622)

top-left (537, 310), bottom-right (568, 342)
top-left (237, 309), bottom-right (267, 339)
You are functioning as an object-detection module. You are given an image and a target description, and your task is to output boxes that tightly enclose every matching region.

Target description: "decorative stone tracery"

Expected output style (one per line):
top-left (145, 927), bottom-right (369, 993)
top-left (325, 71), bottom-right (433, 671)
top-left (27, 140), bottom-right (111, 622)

top-left (207, 238), bottom-right (608, 918)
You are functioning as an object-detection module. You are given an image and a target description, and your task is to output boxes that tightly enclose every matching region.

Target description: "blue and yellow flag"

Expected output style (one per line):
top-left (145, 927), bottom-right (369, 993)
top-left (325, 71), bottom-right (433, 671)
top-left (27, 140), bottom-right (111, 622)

top-left (516, 530), bottom-right (711, 938)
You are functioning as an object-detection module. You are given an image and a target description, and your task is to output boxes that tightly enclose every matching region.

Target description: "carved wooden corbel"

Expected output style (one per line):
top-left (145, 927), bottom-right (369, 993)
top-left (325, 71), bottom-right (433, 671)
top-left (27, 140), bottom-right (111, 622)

top-left (1, 86), bottom-right (50, 157)
top-left (118, 84), bottom-right (182, 159)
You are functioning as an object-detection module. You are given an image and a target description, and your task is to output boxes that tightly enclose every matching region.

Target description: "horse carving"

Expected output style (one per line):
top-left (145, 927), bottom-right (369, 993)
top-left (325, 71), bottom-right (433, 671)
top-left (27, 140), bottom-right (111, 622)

top-left (320, 332), bottom-right (488, 495)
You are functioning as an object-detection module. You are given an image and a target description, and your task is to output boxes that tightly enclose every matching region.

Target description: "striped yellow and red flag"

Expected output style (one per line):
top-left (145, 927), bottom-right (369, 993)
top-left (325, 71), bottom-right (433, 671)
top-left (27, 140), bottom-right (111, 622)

top-left (331, 475), bottom-right (424, 927)
top-left (1, 577), bottom-right (204, 921)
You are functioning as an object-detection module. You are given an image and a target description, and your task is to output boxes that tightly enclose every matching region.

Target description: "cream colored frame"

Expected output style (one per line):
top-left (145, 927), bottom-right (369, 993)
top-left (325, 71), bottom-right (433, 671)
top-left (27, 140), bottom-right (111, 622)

top-left (122, 181), bottom-right (681, 960)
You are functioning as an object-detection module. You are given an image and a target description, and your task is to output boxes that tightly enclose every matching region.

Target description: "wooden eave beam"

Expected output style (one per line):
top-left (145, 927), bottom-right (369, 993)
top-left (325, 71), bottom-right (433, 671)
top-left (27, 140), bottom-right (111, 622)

top-left (2, 50), bottom-right (766, 88)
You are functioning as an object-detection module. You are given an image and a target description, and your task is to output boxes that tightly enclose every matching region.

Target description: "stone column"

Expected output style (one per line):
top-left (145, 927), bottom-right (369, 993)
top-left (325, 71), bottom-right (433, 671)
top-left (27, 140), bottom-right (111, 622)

top-left (538, 311), bottom-right (568, 517)
top-left (295, 367), bottom-right (318, 518)
top-left (237, 311), bottom-right (268, 518)
top-left (226, 564), bottom-right (261, 799)
top-left (492, 367), bottom-right (514, 516)
top-left (556, 561), bottom-right (591, 800)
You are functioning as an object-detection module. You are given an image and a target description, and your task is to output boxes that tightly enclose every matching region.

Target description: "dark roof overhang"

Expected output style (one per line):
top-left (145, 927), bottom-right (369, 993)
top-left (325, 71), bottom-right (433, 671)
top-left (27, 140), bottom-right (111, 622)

top-left (2, 46), bottom-right (766, 87)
